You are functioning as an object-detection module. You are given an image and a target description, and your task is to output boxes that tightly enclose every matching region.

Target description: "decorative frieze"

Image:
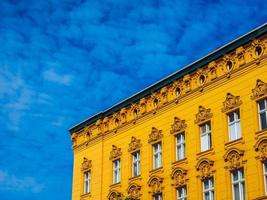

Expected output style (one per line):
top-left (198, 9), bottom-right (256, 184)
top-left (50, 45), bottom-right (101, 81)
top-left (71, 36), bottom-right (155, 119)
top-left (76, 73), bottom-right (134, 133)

top-left (222, 93), bottom-right (242, 112)
top-left (170, 117), bottom-right (187, 134)
top-left (128, 136), bottom-right (142, 152)
top-left (196, 158), bottom-right (215, 180)
top-left (148, 176), bottom-right (164, 195)
top-left (148, 127), bottom-right (163, 143)
top-left (224, 148), bottom-right (245, 171)
top-left (171, 167), bottom-right (188, 187)
top-left (251, 79), bottom-right (267, 100)
top-left (195, 106), bottom-right (213, 124)
top-left (81, 157), bottom-right (92, 171)
top-left (110, 145), bottom-right (122, 160)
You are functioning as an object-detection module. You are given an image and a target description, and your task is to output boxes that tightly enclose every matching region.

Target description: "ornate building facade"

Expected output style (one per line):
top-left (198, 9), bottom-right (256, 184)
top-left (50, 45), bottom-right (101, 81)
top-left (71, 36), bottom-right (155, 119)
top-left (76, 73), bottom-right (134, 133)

top-left (69, 24), bottom-right (267, 200)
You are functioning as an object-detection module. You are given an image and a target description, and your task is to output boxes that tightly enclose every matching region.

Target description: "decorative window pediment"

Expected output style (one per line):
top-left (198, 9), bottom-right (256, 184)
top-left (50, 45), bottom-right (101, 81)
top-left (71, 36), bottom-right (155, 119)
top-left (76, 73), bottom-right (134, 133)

top-left (170, 117), bottom-right (187, 134)
top-left (171, 167), bottom-right (188, 187)
top-left (148, 127), bottom-right (163, 143)
top-left (128, 136), bottom-right (142, 152)
top-left (110, 145), bottom-right (122, 160)
top-left (255, 137), bottom-right (267, 162)
top-left (195, 106), bottom-right (213, 124)
top-left (107, 190), bottom-right (123, 200)
top-left (126, 183), bottom-right (142, 200)
top-left (81, 157), bottom-right (92, 171)
top-left (224, 148), bottom-right (245, 171)
top-left (148, 176), bottom-right (164, 195)
top-left (196, 158), bottom-right (215, 180)
top-left (251, 79), bottom-right (267, 100)
top-left (222, 93), bottom-right (242, 112)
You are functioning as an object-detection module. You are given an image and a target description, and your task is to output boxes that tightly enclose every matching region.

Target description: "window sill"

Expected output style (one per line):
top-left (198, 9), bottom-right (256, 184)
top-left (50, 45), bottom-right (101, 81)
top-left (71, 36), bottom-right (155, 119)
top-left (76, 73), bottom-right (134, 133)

top-left (254, 195), bottom-right (267, 200)
top-left (224, 137), bottom-right (244, 150)
top-left (196, 148), bottom-right (214, 159)
top-left (172, 158), bottom-right (187, 166)
top-left (109, 182), bottom-right (121, 189)
top-left (129, 175), bottom-right (142, 182)
top-left (256, 129), bottom-right (267, 138)
top-left (149, 167), bottom-right (163, 175)
top-left (80, 193), bottom-right (91, 199)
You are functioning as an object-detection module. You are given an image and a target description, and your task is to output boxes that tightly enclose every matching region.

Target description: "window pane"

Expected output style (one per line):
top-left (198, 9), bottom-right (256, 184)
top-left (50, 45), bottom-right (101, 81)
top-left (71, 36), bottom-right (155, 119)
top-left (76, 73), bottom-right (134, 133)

top-left (260, 112), bottom-right (267, 129)
top-left (229, 123), bottom-right (236, 140)
top-left (233, 170), bottom-right (239, 181)
top-left (259, 100), bottom-right (266, 110)
top-left (234, 184), bottom-right (240, 200)
top-left (204, 192), bottom-right (210, 200)
top-left (236, 121), bottom-right (241, 139)
top-left (229, 112), bottom-right (235, 122)
top-left (241, 182), bottom-right (245, 200)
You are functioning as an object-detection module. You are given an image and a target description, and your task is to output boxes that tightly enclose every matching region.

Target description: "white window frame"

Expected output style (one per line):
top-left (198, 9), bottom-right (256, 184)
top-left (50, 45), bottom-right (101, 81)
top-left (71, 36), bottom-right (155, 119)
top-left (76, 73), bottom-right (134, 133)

top-left (200, 122), bottom-right (212, 152)
top-left (153, 193), bottom-right (163, 200)
top-left (176, 133), bottom-right (185, 161)
top-left (203, 178), bottom-right (214, 200)
top-left (258, 99), bottom-right (267, 130)
top-left (84, 171), bottom-right (91, 194)
top-left (153, 143), bottom-right (162, 169)
top-left (132, 151), bottom-right (141, 177)
top-left (228, 110), bottom-right (241, 141)
top-left (177, 186), bottom-right (187, 200)
top-left (232, 168), bottom-right (245, 200)
top-left (263, 161), bottom-right (267, 195)
top-left (113, 159), bottom-right (120, 184)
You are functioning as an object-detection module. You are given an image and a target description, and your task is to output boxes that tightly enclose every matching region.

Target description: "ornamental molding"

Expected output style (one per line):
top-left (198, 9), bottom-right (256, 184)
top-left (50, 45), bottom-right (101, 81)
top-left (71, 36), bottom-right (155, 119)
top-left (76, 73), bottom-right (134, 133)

top-left (147, 176), bottom-right (164, 195)
top-left (208, 61), bottom-right (217, 80)
top-left (235, 46), bottom-right (246, 66)
top-left (195, 106), bottom-right (213, 124)
top-left (251, 39), bottom-right (266, 60)
top-left (222, 93), bottom-right (242, 112)
top-left (148, 127), bottom-right (163, 143)
top-left (107, 190), bottom-right (124, 200)
top-left (224, 148), bottom-right (245, 171)
top-left (251, 79), bottom-right (267, 100)
top-left (128, 136), bottom-right (142, 152)
top-left (196, 158), bottom-right (215, 180)
top-left (71, 132), bottom-right (78, 146)
top-left (126, 183), bottom-right (142, 200)
top-left (170, 167), bottom-right (188, 187)
top-left (170, 117), bottom-right (187, 134)
top-left (81, 157), bottom-right (92, 171)
top-left (255, 137), bottom-right (267, 162)
top-left (110, 145), bottom-right (122, 160)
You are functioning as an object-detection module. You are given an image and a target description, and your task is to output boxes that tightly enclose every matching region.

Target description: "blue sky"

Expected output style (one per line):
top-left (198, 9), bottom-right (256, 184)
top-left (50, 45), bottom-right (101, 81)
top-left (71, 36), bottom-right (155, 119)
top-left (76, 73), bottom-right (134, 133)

top-left (0, 0), bottom-right (266, 199)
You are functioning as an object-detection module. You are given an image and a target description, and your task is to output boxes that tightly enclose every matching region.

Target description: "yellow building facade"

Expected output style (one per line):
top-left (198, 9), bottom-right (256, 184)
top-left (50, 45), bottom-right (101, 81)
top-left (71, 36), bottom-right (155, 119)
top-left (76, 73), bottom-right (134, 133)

top-left (69, 24), bottom-right (267, 200)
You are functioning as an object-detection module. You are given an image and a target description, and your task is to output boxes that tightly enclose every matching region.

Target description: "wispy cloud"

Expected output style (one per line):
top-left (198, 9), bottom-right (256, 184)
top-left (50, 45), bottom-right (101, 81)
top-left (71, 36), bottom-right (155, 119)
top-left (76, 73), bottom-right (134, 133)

top-left (43, 69), bottom-right (72, 85)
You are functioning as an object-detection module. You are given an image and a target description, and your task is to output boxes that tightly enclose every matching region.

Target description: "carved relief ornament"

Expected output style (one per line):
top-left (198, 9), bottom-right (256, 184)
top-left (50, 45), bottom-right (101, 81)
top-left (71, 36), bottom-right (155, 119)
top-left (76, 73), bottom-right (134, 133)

top-left (127, 183), bottom-right (142, 199)
top-left (81, 157), bottom-right (92, 171)
top-left (71, 132), bottom-right (78, 146)
top-left (251, 79), bottom-right (267, 100)
top-left (148, 176), bottom-right (164, 195)
top-left (170, 117), bottom-right (187, 134)
top-left (107, 190), bottom-right (124, 200)
top-left (196, 158), bottom-right (215, 180)
top-left (222, 93), bottom-right (242, 112)
top-left (195, 106), bottom-right (213, 124)
top-left (235, 46), bottom-right (246, 66)
top-left (208, 61), bottom-right (217, 80)
top-left (224, 148), bottom-right (245, 171)
top-left (148, 127), bottom-right (163, 143)
top-left (171, 167), bottom-right (188, 187)
top-left (255, 137), bottom-right (267, 162)
top-left (252, 39), bottom-right (266, 59)
top-left (110, 145), bottom-right (122, 160)
top-left (128, 136), bottom-right (142, 152)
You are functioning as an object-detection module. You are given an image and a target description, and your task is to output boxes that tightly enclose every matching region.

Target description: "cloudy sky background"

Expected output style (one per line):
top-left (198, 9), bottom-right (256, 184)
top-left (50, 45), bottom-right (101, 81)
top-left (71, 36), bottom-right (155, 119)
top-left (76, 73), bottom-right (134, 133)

top-left (0, 0), bottom-right (266, 199)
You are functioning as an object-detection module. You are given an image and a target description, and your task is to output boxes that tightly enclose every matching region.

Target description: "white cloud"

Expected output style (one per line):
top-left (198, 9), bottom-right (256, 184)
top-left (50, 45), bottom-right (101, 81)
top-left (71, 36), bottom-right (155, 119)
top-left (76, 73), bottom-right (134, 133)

top-left (43, 69), bottom-right (72, 85)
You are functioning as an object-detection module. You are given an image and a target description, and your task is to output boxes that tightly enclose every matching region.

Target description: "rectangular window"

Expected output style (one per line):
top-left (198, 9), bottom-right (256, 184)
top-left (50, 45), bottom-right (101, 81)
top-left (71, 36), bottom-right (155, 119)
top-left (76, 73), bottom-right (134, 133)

top-left (203, 178), bottom-right (214, 200)
top-left (153, 193), bottom-right (162, 200)
top-left (113, 159), bottom-right (120, 184)
top-left (258, 99), bottom-right (267, 130)
top-left (176, 133), bottom-right (185, 161)
top-left (264, 161), bottom-right (267, 195)
top-left (228, 110), bottom-right (241, 141)
top-left (232, 168), bottom-right (245, 200)
top-left (132, 151), bottom-right (140, 177)
top-left (177, 186), bottom-right (187, 200)
top-left (153, 143), bottom-right (162, 169)
top-left (84, 171), bottom-right (91, 194)
top-left (200, 122), bottom-right (212, 152)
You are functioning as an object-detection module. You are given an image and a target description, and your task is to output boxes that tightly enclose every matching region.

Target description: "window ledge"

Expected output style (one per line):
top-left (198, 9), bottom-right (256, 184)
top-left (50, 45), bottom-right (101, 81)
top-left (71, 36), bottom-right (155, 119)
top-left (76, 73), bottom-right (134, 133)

top-left (254, 196), bottom-right (267, 200)
top-left (128, 175), bottom-right (142, 182)
top-left (224, 137), bottom-right (244, 149)
top-left (80, 193), bottom-right (91, 199)
top-left (109, 182), bottom-right (121, 189)
top-left (256, 129), bottom-right (267, 138)
top-left (149, 167), bottom-right (163, 175)
top-left (196, 148), bottom-right (214, 159)
top-left (172, 158), bottom-right (188, 166)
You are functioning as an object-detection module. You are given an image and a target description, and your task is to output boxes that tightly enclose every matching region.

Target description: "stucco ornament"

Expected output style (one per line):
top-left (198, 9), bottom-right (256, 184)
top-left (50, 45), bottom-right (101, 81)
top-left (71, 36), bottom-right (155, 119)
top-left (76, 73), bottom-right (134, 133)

top-left (95, 119), bottom-right (103, 133)
top-left (224, 148), bottom-right (245, 170)
top-left (148, 176), bottom-right (164, 195)
top-left (127, 183), bottom-right (142, 200)
top-left (251, 39), bottom-right (265, 62)
top-left (81, 157), bottom-right (92, 171)
top-left (195, 106), bottom-right (213, 124)
top-left (139, 98), bottom-right (147, 114)
top-left (148, 127), bottom-right (163, 143)
top-left (208, 61), bottom-right (217, 80)
top-left (120, 108), bottom-right (127, 124)
top-left (255, 137), bottom-right (267, 161)
top-left (183, 75), bottom-right (191, 93)
top-left (196, 158), bottom-right (214, 180)
top-left (251, 79), bottom-right (267, 100)
top-left (170, 117), bottom-right (187, 134)
top-left (83, 126), bottom-right (92, 139)
top-left (110, 145), bottom-right (122, 160)
top-left (128, 136), bottom-right (142, 152)
top-left (235, 46), bottom-right (246, 66)
top-left (71, 132), bottom-right (78, 146)
top-left (222, 93), bottom-right (242, 112)
top-left (107, 190), bottom-right (124, 200)
top-left (171, 168), bottom-right (188, 187)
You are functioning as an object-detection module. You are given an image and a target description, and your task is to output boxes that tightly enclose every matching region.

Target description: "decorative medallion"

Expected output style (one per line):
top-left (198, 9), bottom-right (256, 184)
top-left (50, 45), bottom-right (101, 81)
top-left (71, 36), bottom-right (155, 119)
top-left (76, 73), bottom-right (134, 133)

top-left (195, 106), bottom-right (213, 124)
top-left (170, 117), bottom-right (187, 134)
top-left (235, 46), bottom-right (246, 66)
top-left (148, 127), bottom-right (163, 143)
top-left (110, 145), bottom-right (122, 160)
top-left (131, 103), bottom-right (140, 119)
top-left (208, 61), bottom-right (217, 80)
top-left (120, 108), bottom-right (127, 124)
top-left (150, 93), bottom-right (160, 110)
top-left (255, 137), bottom-right (267, 161)
top-left (171, 167), bottom-right (188, 187)
top-left (161, 87), bottom-right (168, 104)
top-left (196, 158), bottom-right (215, 180)
top-left (183, 75), bottom-right (191, 93)
top-left (148, 176), bottom-right (164, 195)
top-left (251, 79), bottom-right (267, 100)
top-left (107, 190), bottom-right (124, 200)
top-left (139, 98), bottom-right (147, 114)
top-left (126, 183), bottom-right (142, 199)
top-left (252, 39), bottom-right (265, 61)
top-left (128, 136), bottom-right (142, 152)
top-left (224, 148), bottom-right (245, 171)
top-left (222, 93), bottom-right (242, 112)
top-left (81, 157), bottom-right (92, 171)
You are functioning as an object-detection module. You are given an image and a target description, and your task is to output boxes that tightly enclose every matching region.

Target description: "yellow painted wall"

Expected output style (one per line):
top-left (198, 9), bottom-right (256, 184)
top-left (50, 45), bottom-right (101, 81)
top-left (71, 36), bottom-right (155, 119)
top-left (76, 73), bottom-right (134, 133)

top-left (71, 36), bottom-right (267, 200)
